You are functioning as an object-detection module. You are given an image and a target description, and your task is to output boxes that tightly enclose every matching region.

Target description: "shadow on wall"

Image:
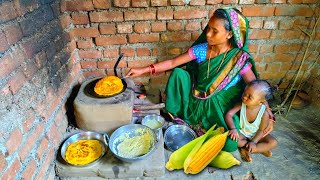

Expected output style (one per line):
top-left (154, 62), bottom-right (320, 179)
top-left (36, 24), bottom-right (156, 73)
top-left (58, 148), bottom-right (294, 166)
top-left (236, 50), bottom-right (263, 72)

top-left (65, 84), bottom-right (81, 127)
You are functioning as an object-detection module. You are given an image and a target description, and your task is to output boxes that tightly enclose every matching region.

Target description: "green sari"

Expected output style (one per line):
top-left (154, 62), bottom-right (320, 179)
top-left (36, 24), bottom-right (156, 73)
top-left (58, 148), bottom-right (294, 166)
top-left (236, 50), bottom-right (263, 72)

top-left (165, 8), bottom-right (258, 152)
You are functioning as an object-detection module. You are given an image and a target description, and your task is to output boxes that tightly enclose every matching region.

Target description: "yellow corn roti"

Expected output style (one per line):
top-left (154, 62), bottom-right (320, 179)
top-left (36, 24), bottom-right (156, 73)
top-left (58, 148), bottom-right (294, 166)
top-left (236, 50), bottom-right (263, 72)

top-left (94, 76), bottom-right (124, 96)
top-left (65, 140), bottom-right (103, 165)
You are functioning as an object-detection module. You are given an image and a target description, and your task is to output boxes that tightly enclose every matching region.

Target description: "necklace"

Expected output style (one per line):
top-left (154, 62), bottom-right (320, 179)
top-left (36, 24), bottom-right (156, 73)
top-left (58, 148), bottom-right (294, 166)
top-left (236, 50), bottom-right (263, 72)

top-left (207, 46), bottom-right (229, 78)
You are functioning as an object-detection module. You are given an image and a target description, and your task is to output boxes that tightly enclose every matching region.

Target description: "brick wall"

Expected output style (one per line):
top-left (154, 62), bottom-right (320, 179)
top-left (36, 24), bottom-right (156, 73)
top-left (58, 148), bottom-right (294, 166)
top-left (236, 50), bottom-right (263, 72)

top-left (0, 0), bottom-right (80, 179)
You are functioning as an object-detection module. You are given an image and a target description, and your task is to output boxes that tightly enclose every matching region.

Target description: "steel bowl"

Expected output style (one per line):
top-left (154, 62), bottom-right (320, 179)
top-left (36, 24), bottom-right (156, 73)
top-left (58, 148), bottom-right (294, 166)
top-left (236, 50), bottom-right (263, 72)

top-left (61, 131), bottom-right (107, 167)
top-left (141, 114), bottom-right (165, 141)
top-left (164, 124), bottom-right (197, 151)
top-left (108, 124), bottom-right (157, 162)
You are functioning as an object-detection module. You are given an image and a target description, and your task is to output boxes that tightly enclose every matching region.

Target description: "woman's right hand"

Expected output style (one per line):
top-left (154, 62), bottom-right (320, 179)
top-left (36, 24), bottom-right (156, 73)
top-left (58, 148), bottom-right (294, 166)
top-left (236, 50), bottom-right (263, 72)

top-left (125, 67), bottom-right (147, 78)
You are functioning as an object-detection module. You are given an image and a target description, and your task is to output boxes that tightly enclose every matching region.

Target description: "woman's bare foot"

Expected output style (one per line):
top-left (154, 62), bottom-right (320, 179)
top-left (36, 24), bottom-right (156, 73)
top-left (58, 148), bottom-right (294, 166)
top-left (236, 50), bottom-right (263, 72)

top-left (239, 148), bottom-right (252, 162)
top-left (261, 151), bottom-right (272, 157)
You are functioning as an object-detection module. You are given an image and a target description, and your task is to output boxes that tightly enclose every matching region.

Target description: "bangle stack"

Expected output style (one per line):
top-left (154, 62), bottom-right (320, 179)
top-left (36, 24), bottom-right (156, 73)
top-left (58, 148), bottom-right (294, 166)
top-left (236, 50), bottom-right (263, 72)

top-left (149, 64), bottom-right (155, 75)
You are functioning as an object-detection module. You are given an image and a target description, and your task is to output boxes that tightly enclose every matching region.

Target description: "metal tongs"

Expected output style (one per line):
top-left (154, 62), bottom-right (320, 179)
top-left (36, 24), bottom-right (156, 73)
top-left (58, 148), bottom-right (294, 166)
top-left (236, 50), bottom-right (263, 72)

top-left (114, 53), bottom-right (124, 77)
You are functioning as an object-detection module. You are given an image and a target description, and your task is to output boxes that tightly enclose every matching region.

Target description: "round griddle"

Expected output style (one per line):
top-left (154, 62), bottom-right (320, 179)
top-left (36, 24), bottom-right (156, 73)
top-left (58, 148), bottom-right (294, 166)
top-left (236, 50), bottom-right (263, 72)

top-left (84, 78), bottom-right (127, 98)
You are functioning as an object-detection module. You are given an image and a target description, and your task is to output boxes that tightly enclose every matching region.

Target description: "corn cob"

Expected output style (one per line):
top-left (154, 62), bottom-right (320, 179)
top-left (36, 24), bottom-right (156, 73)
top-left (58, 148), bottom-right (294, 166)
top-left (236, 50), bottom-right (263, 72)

top-left (208, 150), bottom-right (240, 169)
top-left (184, 131), bottom-right (228, 174)
top-left (165, 125), bottom-right (224, 171)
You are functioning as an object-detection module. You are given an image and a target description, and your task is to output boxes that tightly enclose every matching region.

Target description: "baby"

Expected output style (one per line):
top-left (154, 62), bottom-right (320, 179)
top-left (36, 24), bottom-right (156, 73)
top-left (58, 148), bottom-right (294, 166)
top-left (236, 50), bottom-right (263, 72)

top-left (225, 79), bottom-right (278, 162)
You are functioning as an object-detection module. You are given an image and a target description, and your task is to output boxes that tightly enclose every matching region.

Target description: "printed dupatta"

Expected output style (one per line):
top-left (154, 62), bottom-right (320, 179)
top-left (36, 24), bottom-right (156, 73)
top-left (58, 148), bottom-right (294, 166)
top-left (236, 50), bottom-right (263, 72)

top-left (187, 8), bottom-right (258, 99)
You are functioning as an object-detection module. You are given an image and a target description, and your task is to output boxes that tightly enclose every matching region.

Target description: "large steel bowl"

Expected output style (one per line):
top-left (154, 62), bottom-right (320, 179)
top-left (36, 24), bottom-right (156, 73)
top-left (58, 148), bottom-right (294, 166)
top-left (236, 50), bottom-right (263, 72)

top-left (164, 124), bottom-right (197, 151)
top-left (61, 131), bottom-right (107, 167)
top-left (108, 124), bottom-right (157, 162)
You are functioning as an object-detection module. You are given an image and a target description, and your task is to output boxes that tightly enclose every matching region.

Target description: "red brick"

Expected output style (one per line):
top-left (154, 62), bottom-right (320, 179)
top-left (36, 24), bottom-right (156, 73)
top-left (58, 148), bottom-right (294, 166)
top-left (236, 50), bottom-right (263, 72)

top-left (167, 22), bottom-right (182, 31)
top-left (161, 33), bottom-right (191, 42)
top-left (249, 20), bottom-right (263, 29)
top-left (265, 63), bottom-right (281, 72)
top-left (248, 44), bottom-right (258, 53)
top-left (151, 22), bottom-right (166, 32)
top-left (47, 124), bottom-right (61, 147)
top-left (0, 30), bottom-right (9, 53)
top-left (207, 0), bottom-right (223, 4)
top-left (114, 0), bottom-right (130, 7)
top-left (275, 6), bottom-right (314, 17)
top-left (271, 0), bottom-right (286, 3)
top-left (120, 47), bottom-right (135, 57)
top-left (35, 148), bottom-right (54, 180)
top-left (90, 11), bottom-right (124, 22)
top-left (270, 30), bottom-right (303, 39)
top-left (125, 11), bottom-right (157, 21)
top-left (97, 60), bottom-right (127, 69)
top-left (79, 50), bottom-right (102, 59)
top-left (77, 39), bottom-right (94, 49)
top-left (222, 0), bottom-right (238, 4)
top-left (68, 40), bottom-right (77, 52)
top-left (95, 36), bottom-right (127, 46)
top-left (7, 71), bottom-right (27, 94)
top-left (71, 13), bottom-right (89, 24)
top-left (0, 1), bottom-right (18, 22)
top-left (185, 22), bottom-right (201, 31)
top-left (288, 0), bottom-right (303, 3)
top-left (170, 0), bottom-right (186, 5)
top-left (242, 6), bottom-right (275, 16)
top-left (22, 109), bottom-right (35, 133)
top-left (279, 20), bottom-right (294, 30)
top-left (72, 27), bottom-right (99, 38)
top-left (60, 14), bottom-right (72, 29)
top-left (93, 0), bottom-right (110, 9)
top-left (152, 47), bottom-right (167, 56)
top-left (132, 0), bottom-right (148, 7)
top-left (64, 0), bottom-right (94, 11)
top-left (249, 29), bottom-right (271, 39)
top-left (0, 53), bottom-right (15, 78)
top-left (23, 61), bottom-right (38, 80)
top-left (259, 44), bottom-right (274, 53)
top-left (117, 24), bottom-right (133, 34)
top-left (36, 137), bottom-right (49, 161)
top-left (151, 0), bottom-right (167, 6)
top-left (0, 153), bottom-right (7, 173)
top-left (191, 32), bottom-right (201, 41)
top-left (168, 47), bottom-right (182, 55)
top-left (190, 0), bottom-right (206, 5)
top-left (5, 128), bottom-right (22, 155)
top-left (157, 9), bottom-right (173, 20)
top-left (100, 24), bottom-right (117, 34)
top-left (103, 49), bottom-right (119, 58)
top-left (128, 34), bottom-right (159, 43)
top-left (82, 70), bottom-right (106, 78)
top-left (174, 9), bottom-right (207, 19)
top-left (2, 23), bottom-right (23, 46)
top-left (239, 0), bottom-right (255, 4)
top-left (134, 23), bottom-right (151, 33)
top-left (137, 48), bottom-right (150, 56)
top-left (80, 61), bottom-right (98, 68)
top-left (263, 20), bottom-right (279, 29)
top-left (1, 158), bottom-right (21, 180)
top-left (22, 159), bottom-right (37, 180)
top-left (127, 60), bottom-right (156, 68)
top-left (34, 51), bottom-right (47, 69)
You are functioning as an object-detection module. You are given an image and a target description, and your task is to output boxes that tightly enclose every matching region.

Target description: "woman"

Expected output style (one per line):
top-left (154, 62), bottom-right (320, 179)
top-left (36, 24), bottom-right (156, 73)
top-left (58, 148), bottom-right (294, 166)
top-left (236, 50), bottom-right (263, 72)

top-left (126, 8), bottom-right (274, 152)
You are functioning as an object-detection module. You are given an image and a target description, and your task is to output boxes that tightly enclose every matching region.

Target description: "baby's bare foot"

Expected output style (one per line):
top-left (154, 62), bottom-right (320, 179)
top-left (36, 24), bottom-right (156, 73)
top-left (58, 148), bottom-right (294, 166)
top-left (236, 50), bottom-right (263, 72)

top-left (239, 148), bottom-right (252, 162)
top-left (261, 151), bottom-right (272, 157)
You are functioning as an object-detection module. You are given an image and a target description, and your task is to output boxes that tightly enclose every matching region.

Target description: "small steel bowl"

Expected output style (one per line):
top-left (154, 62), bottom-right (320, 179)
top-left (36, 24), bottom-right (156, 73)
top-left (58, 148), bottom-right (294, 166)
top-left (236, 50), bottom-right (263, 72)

top-left (141, 114), bottom-right (165, 141)
top-left (108, 124), bottom-right (157, 162)
top-left (61, 131), bottom-right (107, 167)
top-left (164, 124), bottom-right (197, 151)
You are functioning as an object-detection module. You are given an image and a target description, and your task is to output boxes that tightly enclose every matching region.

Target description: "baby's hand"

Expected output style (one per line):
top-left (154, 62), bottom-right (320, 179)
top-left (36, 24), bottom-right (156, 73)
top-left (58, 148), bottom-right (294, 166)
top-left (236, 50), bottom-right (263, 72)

top-left (228, 129), bottom-right (239, 141)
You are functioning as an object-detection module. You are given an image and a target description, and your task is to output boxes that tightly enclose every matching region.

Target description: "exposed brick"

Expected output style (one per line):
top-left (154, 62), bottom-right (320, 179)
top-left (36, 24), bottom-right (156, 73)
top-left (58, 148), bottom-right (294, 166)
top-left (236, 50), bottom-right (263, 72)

top-left (79, 50), bottom-right (102, 59)
top-left (134, 23), bottom-right (151, 33)
top-left (265, 63), bottom-right (281, 72)
top-left (36, 137), bottom-right (49, 161)
top-left (60, 14), bottom-right (72, 29)
top-left (151, 22), bottom-right (166, 32)
top-left (120, 47), bottom-right (135, 57)
top-left (77, 39), bottom-right (94, 49)
top-left (0, 30), bottom-right (9, 53)
top-left (64, 0), bottom-right (94, 11)
top-left (82, 70), bottom-right (106, 78)
top-left (275, 6), bottom-right (314, 17)
top-left (72, 27), bottom-right (99, 38)
top-left (22, 159), bottom-right (37, 180)
top-left (5, 128), bottom-right (22, 155)
top-left (161, 33), bottom-right (191, 42)
top-left (137, 48), bottom-right (150, 56)
top-left (239, 0), bottom-right (255, 4)
top-left (152, 47), bottom-right (167, 56)
top-left (0, 153), bottom-right (7, 173)
top-left (100, 24), bottom-right (117, 34)
top-left (249, 20), bottom-right (263, 29)
top-left (71, 13), bottom-right (89, 24)
top-left (125, 11), bottom-right (157, 21)
top-left (2, 23), bottom-right (23, 46)
top-left (271, 0), bottom-right (286, 3)
top-left (151, 0), bottom-right (167, 6)
top-left (174, 9), bottom-right (207, 19)
top-left (167, 22), bottom-right (183, 31)
top-left (168, 47), bottom-right (182, 55)
top-left (80, 61), bottom-right (98, 68)
top-left (97, 60), bottom-right (127, 69)
top-left (127, 60), bottom-right (156, 68)
top-left (0, 1), bottom-right (18, 23)
top-left (35, 148), bottom-right (54, 180)
top-left (132, 0), bottom-right (148, 7)
top-left (279, 19), bottom-right (294, 30)
top-left (248, 44), bottom-right (259, 53)
top-left (270, 30), bottom-right (303, 39)
top-left (90, 11), bottom-right (124, 22)
top-left (207, 0), bottom-right (223, 4)
top-left (93, 0), bottom-right (110, 9)
top-left (259, 44), bottom-right (274, 53)
top-left (222, 0), bottom-right (238, 4)
top-left (287, 0), bottom-right (304, 4)
top-left (117, 24), bottom-right (133, 34)
top-left (114, 0), bottom-right (131, 7)
top-left (249, 29), bottom-right (271, 39)
top-left (23, 61), bottom-right (38, 81)
top-left (103, 49), bottom-right (119, 58)
top-left (95, 36), bottom-right (127, 46)
top-left (190, 0), bottom-right (206, 5)
top-left (128, 34), bottom-right (159, 43)
top-left (1, 158), bottom-right (21, 180)
top-left (263, 20), bottom-right (279, 29)
top-left (0, 53), bottom-right (15, 79)
top-left (191, 32), bottom-right (201, 41)
top-left (22, 109), bottom-right (35, 133)
top-left (185, 22), bottom-right (201, 31)
top-left (157, 9), bottom-right (173, 20)
top-left (68, 40), bottom-right (77, 52)
top-left (7, 71), bottom-right (27, 94)
top-left (170, 0), bottom-right (186, 5)
top-left (242, 6), bottom-right (275, 16)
